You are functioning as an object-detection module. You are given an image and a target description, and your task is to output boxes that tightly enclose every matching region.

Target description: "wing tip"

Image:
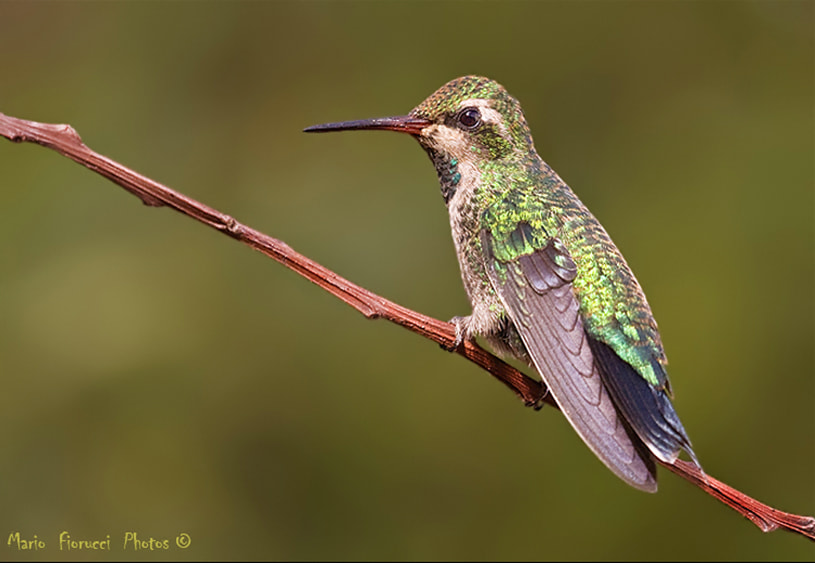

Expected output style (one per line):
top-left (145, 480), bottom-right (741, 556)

top-left (632, 476), bottom-right (658, 493)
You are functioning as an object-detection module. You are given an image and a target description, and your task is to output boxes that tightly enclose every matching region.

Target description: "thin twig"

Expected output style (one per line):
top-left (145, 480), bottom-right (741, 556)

top-left (1, 111), bottom-right (812, 541)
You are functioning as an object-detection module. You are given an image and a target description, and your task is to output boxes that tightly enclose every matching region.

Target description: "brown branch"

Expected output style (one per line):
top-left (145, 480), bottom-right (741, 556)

top-left (1, 111), bottom-right (812, 542)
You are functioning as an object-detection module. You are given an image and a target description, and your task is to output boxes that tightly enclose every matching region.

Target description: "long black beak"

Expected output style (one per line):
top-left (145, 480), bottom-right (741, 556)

top-left (304, 115), bottom-right (432, 135)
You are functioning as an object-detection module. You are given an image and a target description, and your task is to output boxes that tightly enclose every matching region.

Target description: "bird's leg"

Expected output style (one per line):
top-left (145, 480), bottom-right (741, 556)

top-left (441, 315), bottom-right (474, 352)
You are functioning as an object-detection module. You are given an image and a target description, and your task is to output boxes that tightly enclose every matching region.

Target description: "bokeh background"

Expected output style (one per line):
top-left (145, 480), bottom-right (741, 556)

top-left (0, 1), bottom-right (812, 560)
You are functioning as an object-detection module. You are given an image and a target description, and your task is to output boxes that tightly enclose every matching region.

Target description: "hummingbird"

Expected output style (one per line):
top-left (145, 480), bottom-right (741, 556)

top-left (304, 76), bottom-right (700, 492)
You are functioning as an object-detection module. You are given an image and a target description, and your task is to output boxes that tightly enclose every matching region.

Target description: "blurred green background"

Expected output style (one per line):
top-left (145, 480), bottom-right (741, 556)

top-left (0, 1), bottom-right (812, 560)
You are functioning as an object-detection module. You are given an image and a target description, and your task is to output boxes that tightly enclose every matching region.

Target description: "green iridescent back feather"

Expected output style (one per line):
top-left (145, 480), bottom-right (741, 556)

top-left (486, 162), bottom-right (669, 390)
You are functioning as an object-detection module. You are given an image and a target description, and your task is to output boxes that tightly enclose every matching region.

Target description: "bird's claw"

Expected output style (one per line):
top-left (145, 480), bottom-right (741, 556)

top-left (527, 384), bottom-right (550, 411)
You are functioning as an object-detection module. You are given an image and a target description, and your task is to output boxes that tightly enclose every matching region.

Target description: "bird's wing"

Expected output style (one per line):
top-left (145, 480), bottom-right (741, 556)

top-left (481, 224), bottom-right (658, 491)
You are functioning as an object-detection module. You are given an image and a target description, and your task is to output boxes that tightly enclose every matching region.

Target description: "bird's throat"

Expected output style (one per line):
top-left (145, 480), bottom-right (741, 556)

top-left (420, 145), bottom-right (463, 204)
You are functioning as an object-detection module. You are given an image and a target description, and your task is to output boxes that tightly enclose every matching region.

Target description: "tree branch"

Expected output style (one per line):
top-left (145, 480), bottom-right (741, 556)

top-left (1, 112), bottom-right (812, 542)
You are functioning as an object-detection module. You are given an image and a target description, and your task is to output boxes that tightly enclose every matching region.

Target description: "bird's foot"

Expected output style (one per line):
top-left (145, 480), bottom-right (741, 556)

top-left (528, 384), bottom-right (550, 411)
top-left (441, 315), bottom-right (471, 352)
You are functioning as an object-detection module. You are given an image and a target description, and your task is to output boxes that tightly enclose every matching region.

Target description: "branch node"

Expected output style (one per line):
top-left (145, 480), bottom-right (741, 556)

top-left (139, 193), bottom-right (165, 207)
top-left (58, 123), bottom-right (83, 144)
top-left (225, 216), bottom-right (241, 235)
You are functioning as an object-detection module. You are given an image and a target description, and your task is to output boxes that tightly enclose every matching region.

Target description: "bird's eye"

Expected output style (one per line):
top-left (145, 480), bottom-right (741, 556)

top-left (457, 107), bottom-right (481, 129)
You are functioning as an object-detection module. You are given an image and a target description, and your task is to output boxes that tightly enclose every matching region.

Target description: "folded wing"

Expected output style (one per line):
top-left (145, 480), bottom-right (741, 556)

top-left (482, 227), bottom-right (658, 491)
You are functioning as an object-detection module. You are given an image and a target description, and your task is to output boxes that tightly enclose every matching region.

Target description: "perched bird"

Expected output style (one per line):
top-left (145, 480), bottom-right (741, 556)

top-left (305, 76), bottom-right (700, 491)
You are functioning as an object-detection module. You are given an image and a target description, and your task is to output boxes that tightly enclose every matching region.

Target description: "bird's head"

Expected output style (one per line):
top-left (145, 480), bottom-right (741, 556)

top-left (305, 76), bottom-right (536, 194)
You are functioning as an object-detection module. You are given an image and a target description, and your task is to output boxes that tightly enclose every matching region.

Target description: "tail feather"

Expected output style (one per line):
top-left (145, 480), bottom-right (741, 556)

top-left (588, 337), bottom-right (701, 469)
